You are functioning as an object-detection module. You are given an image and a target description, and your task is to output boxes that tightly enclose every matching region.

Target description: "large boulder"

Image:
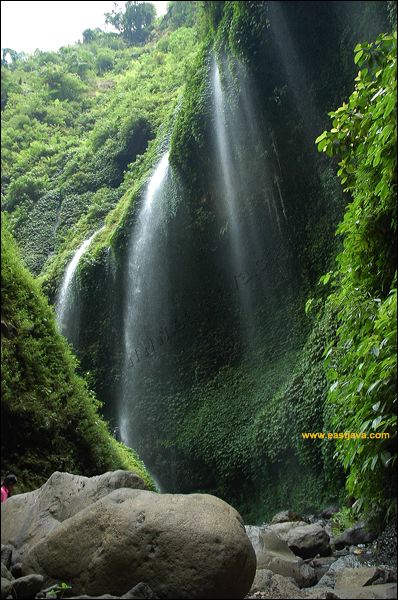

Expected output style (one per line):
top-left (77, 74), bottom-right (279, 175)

top-left (287, 523), bottom-right (331, 559)
top-left (250, 527), bottom-right (316, 588)
top-left (1, 471), bottom-right (147, 562)
top-left (23, 489), bottom-right (256, 599)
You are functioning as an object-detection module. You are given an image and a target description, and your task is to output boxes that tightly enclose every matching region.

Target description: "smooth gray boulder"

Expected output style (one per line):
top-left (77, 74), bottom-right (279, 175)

top-left (287, 523), bottom-right (331, 559)
top-left (23, 488), bottom-right (256, 599)
top-left (1, 471), bottom-right (148, 562)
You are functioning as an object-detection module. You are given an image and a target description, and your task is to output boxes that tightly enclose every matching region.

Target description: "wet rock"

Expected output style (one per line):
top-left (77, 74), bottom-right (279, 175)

top-left (0, 565), bottom-right (12, 582)
top-left (271, 511), bottom-right (306, 525)
top-left (122, 583), bottom-right (158, 599)
top-left (65, 585), bottom-right (158, 600)
top-left (12, 574), bottom-right (44, 599)
top-left (287, 524), bottom-right (331, 559)
top-left (1, 578), bottom-right (12, 600)
top-left (0, 547), bottom-right (12, 570)
top-left (371, 517), bottom-right (397, 569)
top-left (10, 563), bottom-right (22, 579)
top-left (321, 507), bottom-right (340, 520)
top-left (310, 556), bottom-right (337, 582)
top-left (23, 489), bottom-right (256, 599)
top-left (333, 522), bottom-right (377, 550)
top-left (246, 526), bottom-right (267, 557)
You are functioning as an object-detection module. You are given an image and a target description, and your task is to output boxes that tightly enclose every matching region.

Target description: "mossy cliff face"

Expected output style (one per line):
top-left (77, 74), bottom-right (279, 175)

top-left (3, 2), bottom-right (392, 521)
top-left (62, 2), bottom-right (390, 522)
top-left (1, 218), bottom-right (154, 492)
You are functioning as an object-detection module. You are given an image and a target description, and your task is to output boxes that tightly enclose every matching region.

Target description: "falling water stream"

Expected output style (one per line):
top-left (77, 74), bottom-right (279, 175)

top-left (119, 151), bottom-right (171, 449)
top-left (211, 58), bottom-right (285, 346)
top-left (56, 229), bottom-right (102, 339)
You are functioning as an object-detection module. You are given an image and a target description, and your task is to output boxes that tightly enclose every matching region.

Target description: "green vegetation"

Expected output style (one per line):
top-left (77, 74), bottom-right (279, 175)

top-left (1, 16), bottom-right (198, 280)
top-left (331, 507), bottom-right (357, 535)
top-left (105, 1), bottom-right (156, 46)
top-left (315, 32), bottom-right (397, 524)
top-left (1, 1), bottom-right (395, 527)
top-left (1, 217), bottom-right (154, 491)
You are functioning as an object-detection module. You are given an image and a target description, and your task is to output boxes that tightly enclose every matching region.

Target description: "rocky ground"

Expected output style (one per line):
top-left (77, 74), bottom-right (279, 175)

top-left (245, 509), bottom-right (397, 600)
top-left (1, 471), bottom-right (255, 599)
top-left (1, 474), bottom-right (397, 599)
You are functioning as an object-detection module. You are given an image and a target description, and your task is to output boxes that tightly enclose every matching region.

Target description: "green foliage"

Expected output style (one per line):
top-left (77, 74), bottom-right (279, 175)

top-left (105, 1), bottom-right (156, 46)
top-left (159, 1), bottom-right (199, 32)
top-left (332, 507), bottom-right (356, 535)
top-left (316, 33), bottom-right (397, 524)
top-left (1, 217), bottom-right (154, 492)
top-left (2, 25), bottom-right (199, 276)
top-left (43, 582), bottom-right (72, 599)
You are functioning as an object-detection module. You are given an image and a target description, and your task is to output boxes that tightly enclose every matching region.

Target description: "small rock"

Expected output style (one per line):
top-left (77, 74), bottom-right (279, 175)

top-left (66, 585), bottom-right (158, 600)
top-left (311, 556), bottom-right (337, 582)
top-left (269, 573), bottom-right (307, 598)
top-left (0, 547), bottom-right (12, 570)
top-left (250, 569), bottom-right (274, 593)
top-left (70, 594), bottom-right (120, 600)
top-left (335, 567), bottom-right (383, 589)
top-left (271, 511), bottom-right (306, 525)
top-left (321, 507), bottom-right (340, 520)
top-left (0, 565), bottom-right (12, 582)
top-left (268, 521), bottom-right (309, 543)
top-left (10, 563), bottom-right (22, 579)
top-left (12, 574), bottom-right (44, 599)
top-left (316, 555), bottom-right (363, 588)
top-left (334, 522), bottom-right (377, 550)
top-left (122, 583), bottom-right (158, 598)
top-left (1, 578), bottom-right (12, 600)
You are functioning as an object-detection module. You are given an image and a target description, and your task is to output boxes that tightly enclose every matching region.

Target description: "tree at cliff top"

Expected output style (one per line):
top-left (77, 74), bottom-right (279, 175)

top-left (105, 1), bottom-right (156, 46)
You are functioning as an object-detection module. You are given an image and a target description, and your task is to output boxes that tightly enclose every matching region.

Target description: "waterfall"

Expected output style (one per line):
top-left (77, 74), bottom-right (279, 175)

top-left (56, 230), bottom-right (101, 340)
top-left (209, 56), bottom-right (295, 358)
top-left (119, 151), bottom-right (171, 449)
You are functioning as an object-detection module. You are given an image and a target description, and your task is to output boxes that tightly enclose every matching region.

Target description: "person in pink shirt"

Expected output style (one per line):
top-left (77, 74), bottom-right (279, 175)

top-left (1, 474), bottom-right (17, 503)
